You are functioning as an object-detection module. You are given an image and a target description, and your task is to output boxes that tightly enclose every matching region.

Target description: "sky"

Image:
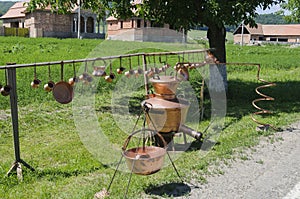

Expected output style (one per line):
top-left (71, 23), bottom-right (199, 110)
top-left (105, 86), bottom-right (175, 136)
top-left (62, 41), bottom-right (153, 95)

top-left (256, 4), bottom-right (281, 14)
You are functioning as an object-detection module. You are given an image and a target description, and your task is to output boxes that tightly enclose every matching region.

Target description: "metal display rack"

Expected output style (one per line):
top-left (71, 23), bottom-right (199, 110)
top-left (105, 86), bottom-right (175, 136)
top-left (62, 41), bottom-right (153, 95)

top-left (0, 49), bottom-right (208, 179)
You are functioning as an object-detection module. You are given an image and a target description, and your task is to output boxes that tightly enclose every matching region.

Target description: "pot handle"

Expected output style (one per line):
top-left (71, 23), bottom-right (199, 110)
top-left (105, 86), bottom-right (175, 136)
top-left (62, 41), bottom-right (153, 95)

top-left (142, 102), bottom-right (153, 112)
top-left (122, 128), bottom-right (167, 151)
top-left (152, 74), bottom-right (160, 80)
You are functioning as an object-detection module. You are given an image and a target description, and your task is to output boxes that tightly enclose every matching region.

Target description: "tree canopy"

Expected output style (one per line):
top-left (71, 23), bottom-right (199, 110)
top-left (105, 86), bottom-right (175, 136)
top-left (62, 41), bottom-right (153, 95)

top-left (281, 0), bottom-right (300, 22)
top-left (27, 0), bottom-right (284, 91)
top-left (28, 0), bottom-right (283, 59)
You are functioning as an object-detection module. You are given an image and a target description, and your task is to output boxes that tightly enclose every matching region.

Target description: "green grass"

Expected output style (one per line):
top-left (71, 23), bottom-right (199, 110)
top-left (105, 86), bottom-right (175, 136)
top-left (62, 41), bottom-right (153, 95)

top-left (187, 29), bottom-right (234, 44)
top-left (0, 36), bottom-right (299, 198)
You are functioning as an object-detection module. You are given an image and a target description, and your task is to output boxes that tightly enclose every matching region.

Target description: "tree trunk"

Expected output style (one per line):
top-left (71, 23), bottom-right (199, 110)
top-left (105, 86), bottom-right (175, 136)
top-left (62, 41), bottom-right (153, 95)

top-left (207, 23), bottom-right (228, 92)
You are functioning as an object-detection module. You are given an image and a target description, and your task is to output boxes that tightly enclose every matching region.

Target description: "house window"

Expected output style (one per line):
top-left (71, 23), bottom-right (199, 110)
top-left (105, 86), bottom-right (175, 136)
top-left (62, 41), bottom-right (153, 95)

top-left (132, 19), bottom-right (134, 28)
top-left (120, 21), bottom-right (123, 29)
top-left (87, 17), bottom-right (94, 33)
top-left (11, 22), bottom-right (19, 28)
top-left (150, 20), bottom-right (163, 28)
top-left (137, 19), bottom-right (141, 28)
top-left (144, 21), bottom-right (147, 27)
top-left (278, 38), bottom-right (288, 42)
top-left (80, 16), bottom-right (84, 33)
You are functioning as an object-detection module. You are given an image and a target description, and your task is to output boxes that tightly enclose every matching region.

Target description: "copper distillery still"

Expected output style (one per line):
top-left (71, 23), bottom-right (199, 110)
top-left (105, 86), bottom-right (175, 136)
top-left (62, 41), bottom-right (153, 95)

top-left (142, 75), bottom-right (203, 144)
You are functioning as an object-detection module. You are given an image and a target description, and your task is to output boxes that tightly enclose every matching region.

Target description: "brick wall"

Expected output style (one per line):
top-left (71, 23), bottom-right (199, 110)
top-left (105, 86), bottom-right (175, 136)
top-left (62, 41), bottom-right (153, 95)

top-left (108, 27), bottom-right (184, 43)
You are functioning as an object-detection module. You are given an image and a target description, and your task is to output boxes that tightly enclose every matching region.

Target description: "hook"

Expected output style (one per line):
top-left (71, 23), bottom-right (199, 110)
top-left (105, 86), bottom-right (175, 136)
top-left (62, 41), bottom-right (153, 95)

top-left (117, 56), bottom-right (125, 74)
top-left (48, 62), bottom-right (51, 81)
top-left (104, 59), bottom-right (114, 82)
top-left (72, 61), bottom-right (76, 78)
top-left (159, 54), bottom-right (166, 65)
top-left (0, 69), bottom-right (11, 96)
top-left (60, 61), bottom-right (64, 81)
top-left (31, 63), bottom-right (41, 88)
top-left (84, 59), bottom-right (88, 73)
top-left (33, 63), bottom-right (37, 80)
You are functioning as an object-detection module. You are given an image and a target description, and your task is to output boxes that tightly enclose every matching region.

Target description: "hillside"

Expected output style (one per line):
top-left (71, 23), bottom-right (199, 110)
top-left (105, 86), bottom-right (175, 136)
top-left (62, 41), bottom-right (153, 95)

top-left (255, 13), bottom-right (292, 24)
top-left (0, 1), bottom-right (15, 17)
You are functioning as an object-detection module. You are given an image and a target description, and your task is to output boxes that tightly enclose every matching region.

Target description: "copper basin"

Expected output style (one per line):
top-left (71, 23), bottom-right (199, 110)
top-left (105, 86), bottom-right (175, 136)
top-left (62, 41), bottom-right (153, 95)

top-left (123, 146), bottom-right (166, 175)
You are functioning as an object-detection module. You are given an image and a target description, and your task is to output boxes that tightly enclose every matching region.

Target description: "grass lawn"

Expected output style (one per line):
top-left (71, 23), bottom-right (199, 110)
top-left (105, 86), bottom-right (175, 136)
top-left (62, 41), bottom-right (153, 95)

top-left (0, 36), bottom-right (299, 198)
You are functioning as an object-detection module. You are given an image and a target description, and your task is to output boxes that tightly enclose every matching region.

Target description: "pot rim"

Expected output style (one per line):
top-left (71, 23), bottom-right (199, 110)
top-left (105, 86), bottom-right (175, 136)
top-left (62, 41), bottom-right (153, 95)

top-left (149, 75), bottom-right (180, 83)
top-left (122, 146), bottom-right (166, 160)
top-left (142, 97), bottom-right (190, 109)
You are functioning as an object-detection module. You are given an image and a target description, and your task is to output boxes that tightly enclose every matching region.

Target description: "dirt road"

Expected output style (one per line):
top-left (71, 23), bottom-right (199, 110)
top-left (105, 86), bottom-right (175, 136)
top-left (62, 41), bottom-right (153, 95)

top-left (185, 122), bottom-right (300, 199)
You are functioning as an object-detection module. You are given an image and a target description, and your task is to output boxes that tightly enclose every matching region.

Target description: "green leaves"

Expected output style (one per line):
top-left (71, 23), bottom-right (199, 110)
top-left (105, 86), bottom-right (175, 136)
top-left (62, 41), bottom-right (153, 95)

top-left (282, 0), bottom-right (300, 22)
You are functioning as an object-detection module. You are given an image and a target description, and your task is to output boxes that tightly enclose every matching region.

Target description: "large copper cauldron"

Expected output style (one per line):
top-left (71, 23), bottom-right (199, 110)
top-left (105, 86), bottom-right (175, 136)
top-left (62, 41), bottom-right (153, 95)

top-left (142, 75), bottom-right (202, 142)
top-left (142, 97), bottom-right (189, 133)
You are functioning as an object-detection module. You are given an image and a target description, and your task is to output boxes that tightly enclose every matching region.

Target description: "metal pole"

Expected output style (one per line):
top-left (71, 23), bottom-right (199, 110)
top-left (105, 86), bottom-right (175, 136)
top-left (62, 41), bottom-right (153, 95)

top-left (0, 49), bottom-right (208, 70)
top-left (241, 21), bottom-right (244, 46)
top-left (77, 0), bottom-right (81, 39)
top-left (142, 54), bottom-right (149, 95)
top-left (6, 67), bottom-right (35, 178)
top-left (7, 68), bottom-right (21, 163)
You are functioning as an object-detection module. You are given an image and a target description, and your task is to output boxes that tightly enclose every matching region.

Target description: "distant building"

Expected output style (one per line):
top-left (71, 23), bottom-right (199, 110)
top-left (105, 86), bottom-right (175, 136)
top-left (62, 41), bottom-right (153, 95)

top-left (105, 0), bottom-right (185, 43)
top-left (0, 0), bottom-right (105, 38)
top-left (233, 23), bottom-right (300, 44)
top-left (106, 16), bottom-right (185, 43)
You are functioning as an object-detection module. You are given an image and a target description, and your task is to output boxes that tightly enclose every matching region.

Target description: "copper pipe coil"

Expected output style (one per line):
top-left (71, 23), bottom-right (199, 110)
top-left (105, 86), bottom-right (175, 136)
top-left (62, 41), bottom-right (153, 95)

top-left (221, 62), bottom-right (277, 130)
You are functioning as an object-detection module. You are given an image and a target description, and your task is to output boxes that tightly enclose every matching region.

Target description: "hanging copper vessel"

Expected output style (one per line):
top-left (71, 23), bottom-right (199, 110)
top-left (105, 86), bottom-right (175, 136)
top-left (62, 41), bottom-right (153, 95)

top-left (149, 75), bottom-right (180, 99)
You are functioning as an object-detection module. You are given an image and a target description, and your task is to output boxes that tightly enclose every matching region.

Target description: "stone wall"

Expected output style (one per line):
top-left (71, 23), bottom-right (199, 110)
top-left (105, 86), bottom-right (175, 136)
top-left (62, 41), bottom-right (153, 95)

top-left (108, 27), bottom-right (184, 43)
top-left (26, 11), bottom-right (72, 38)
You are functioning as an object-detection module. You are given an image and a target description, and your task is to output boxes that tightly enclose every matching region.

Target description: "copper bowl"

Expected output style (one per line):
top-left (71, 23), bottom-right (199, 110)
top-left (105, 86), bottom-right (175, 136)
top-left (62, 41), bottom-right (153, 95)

top-left (122, 146), bottom-right (166, 175)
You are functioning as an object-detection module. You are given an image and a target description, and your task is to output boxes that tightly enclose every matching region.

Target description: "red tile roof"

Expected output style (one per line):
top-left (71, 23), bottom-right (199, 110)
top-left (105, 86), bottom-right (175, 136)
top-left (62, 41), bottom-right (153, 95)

top-left (235, 23), bottom-right (300, 36)
top-left (0, 0), bottom-right (78, 19)
top-left (262, 24), bottom-right (300, 36)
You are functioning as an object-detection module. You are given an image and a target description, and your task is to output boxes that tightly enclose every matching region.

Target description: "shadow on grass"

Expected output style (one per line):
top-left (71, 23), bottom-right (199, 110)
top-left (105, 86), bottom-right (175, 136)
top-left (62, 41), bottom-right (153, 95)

top-left (145, 182), bottom-right (192, 198)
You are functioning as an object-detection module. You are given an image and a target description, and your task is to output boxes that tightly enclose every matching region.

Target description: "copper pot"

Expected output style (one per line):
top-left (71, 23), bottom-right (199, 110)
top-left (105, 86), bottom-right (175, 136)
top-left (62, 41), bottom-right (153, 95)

top-left (142, 97), bottom-right (190, 133)
top-left (149, 75), bottom-right (180, 97)
top-left (123, 146), bottom-right (166, 175)
top-left (122, 129), bottom-right (167, 175)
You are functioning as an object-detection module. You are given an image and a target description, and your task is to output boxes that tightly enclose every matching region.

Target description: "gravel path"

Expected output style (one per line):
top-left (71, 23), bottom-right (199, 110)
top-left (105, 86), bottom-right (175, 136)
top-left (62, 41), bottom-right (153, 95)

top-left (181, 121), bottom-right (300, 199)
